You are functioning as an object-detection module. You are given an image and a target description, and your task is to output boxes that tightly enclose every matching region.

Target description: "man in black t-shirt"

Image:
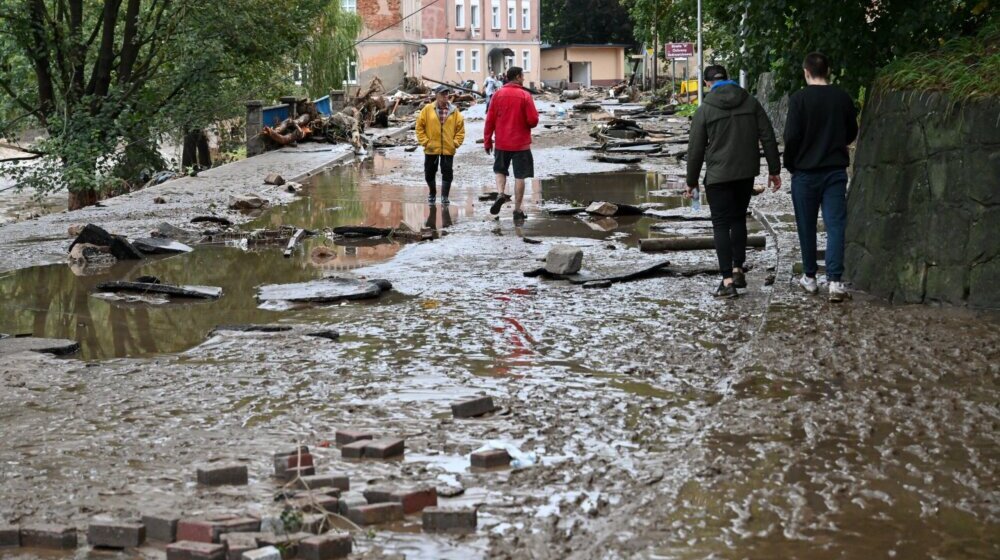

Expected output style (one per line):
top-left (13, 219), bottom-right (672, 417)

top-left (784, 52), bottom-right (858, 303)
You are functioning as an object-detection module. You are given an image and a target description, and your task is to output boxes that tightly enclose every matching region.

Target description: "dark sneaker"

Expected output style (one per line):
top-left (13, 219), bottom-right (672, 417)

top-left (441, 197), bottom-right (450, 205)
top-left (714, 281), bottom-right (738, 299)
top-left (427, 196), bottom-right (436, 204)
top-left (512, 210), bottom-right (527, 223)
top-left (490, 193), bottom-right (511, 215)
top-left (732, 269), bottom-right (747, 288)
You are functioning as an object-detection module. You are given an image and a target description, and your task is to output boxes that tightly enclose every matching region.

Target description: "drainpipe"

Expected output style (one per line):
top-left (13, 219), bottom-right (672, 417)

top-left (696, 0), bottom-right (703, 104)
top-left (441, 33), bottom-right (450, 81)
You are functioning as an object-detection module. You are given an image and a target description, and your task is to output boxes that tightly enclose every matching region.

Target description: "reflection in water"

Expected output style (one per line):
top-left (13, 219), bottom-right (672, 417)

top-left (0, 159), bottom-right (462, 360)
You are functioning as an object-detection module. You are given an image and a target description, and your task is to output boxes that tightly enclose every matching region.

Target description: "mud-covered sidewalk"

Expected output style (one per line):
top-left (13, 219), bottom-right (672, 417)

top-left (0, 101), bottom-right (998, 559)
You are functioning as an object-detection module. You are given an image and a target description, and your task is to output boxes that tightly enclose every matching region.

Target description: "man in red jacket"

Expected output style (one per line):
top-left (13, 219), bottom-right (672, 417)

top-left (484, 66), bottom-right (539, 222)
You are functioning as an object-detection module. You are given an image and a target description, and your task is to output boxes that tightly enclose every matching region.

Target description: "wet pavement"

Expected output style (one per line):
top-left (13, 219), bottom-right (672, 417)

top-left (0, 104), bottom-right (998, 559)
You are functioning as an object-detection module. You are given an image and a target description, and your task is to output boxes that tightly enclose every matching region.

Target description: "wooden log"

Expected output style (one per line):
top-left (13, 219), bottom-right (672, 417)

top-left (640, 235), bottom-right (766, 252)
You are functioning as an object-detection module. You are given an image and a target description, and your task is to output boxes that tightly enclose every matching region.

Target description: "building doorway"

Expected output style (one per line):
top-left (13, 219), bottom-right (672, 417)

top-left (569, 62), bottom-right (592, 87)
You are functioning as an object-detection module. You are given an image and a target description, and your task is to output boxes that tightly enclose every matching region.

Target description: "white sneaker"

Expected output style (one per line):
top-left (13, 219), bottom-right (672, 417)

top-left (798, 275), bottom-right (819, 295)
top-left (828, 281), bottom-right (851, 303)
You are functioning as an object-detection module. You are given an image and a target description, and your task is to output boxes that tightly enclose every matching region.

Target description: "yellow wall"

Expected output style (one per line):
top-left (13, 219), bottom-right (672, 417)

top-left (541, 47), bottom-right (625, 86)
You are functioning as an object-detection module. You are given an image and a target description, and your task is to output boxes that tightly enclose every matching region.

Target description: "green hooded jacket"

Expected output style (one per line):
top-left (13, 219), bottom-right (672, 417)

top-left (685, 84), bottom-right (781, 187)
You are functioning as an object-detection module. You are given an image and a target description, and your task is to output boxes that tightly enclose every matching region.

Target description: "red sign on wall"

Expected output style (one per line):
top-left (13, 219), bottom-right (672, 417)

top-left (665, 43), bottom-right (694, 58)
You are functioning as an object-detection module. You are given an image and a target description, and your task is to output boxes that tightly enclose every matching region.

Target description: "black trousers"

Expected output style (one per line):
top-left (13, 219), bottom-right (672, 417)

top-left (705, 178), bottom-right (754, 279)
top-left (424, 154), bottom-right (454, 197)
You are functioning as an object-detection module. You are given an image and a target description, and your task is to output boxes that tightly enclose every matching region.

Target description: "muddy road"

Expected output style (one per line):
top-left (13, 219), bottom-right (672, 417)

top-left (0, 102), bottom-right (998, 559)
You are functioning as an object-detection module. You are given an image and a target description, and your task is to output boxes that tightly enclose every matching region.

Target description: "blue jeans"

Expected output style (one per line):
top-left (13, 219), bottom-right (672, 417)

top-left (791, 168), bottom-right (848, 282)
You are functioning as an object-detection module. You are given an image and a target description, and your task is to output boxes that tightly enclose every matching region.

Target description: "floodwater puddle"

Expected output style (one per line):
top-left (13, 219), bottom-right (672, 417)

top-left (0, 158), bottom-right (471, 360)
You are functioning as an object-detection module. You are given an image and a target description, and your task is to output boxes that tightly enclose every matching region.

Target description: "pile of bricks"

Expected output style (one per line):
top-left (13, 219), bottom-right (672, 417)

top-left (334, 429), bottom-right (406, 461)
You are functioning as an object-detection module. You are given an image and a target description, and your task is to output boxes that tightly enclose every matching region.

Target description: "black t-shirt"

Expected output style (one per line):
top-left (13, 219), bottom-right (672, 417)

top-left (783, 85), bottom-right (858, 172)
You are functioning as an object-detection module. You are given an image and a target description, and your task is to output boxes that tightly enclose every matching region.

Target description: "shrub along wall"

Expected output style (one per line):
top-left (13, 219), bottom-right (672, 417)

top-left (845, 89), bottom-right (1000, 308)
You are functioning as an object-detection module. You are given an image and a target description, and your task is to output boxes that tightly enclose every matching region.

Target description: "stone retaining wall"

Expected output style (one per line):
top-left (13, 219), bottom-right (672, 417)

top-left (845, 89), bottom-right (1000, 308)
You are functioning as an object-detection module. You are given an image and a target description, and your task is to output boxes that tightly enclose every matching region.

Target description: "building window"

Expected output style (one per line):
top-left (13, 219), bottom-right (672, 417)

top-left (341, 0), bottom-right (356, 12)
top-left (505, 54), bottom-right (514, 69)
top-left (344, 58), bottom-right (358, 85)
top-left (507, 4), bottom-right (515, 29)
top-left (491, 1), bottom-right (500, 29)
top-left (471, 49), bottom-right (480, 72)
top-left (522, 50), bottom-right (530, 71)
top-left (455, 0), bottom-right (465, 28)
top-left (456, 49), bottom-right (465, 72)
top-left (521, 5), bottom-right (529, 30)
top-left (470, 0), bottom-right (480, 29)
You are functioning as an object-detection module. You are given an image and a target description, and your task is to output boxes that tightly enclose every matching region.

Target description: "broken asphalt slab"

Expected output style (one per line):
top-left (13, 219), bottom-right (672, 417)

top-left (95, 281), bottom-right (223, 300)
top-left (0, 337), bottom-right (80, 356)
top-left (133, 237), bottom-right (194, 255)
top-left (256, 277), bottom-right (391, 304)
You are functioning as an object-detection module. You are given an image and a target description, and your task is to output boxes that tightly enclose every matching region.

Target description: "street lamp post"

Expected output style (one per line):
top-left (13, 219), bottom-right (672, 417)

top-left (696, 0), bottom-right (703, 104)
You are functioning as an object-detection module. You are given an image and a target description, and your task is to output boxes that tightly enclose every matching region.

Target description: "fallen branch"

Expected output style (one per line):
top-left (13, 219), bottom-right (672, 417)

top-left (640, 235), bottom-right (766, 252)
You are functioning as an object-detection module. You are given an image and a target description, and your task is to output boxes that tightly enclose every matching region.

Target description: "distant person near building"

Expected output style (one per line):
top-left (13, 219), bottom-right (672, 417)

top-left (484, 72), bottom-right (502, 112)
top-left (484, 67), bottom-right (539, 223)
top-left (416, 86), bottom-right (466, 205)
top-left (784, 52), bottom-right (859, 302)
top-left (686, 64), bottom-right (781, 298)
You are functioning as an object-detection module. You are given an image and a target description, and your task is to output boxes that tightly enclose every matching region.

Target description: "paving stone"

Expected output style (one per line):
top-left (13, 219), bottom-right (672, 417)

top-left (167, 540), bottom-right (226, 560)
top-left (242, 546), bottom-right (282, 560)
top-left (422, 508), bottom-right (478, 534)
top-left (364, 438), bottom-right (405, 459)
top-left (177, 518), bottom-right (260, 543)
top-left (334, 430), bottom-right (373, 446)
top-left (282, 465), bottom-right (316, 481)
top-left (220, 532), bottom-right (258, 560)
top-left (142, 514), bottom-right (179, 542)
top-left (364, 487), bottom-right (438, 514)
top-left (87, 520), bottom-right (145, 548)
top-left (299, 532), bottom-right (352, 559)
top-left (273, 449), bottom-right (314, 479)
top-left (197, 464), bottom-right (248, 486)
top-left (0, 525), bottom-right (19, 547)
top-left (451, 396), bottom-right (497, 418)
top-left (340, 441), bottom-right (368, 459)
top-left (471, 449), bottom-right (511, 469)
top-left (287, 494), bottom-right (339, 514)
top-left (337, 491), bottom-right (368, 515)
top-left (293, 474), bottom-right (349, 491)
top-left (346, 503), bottom-right (404, 526)
top-left (300, 514), bottom-right (329, 535)
top-left (19, 524), bottom-right (77, 549)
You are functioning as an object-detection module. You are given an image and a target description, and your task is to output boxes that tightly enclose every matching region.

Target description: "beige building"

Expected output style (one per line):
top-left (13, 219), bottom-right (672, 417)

top-left (540, 44), bottom-right (628, 88)
top-left (421, 0), bottom-right (542, 88)
top-left (344, 0), bottom-right (424, 92)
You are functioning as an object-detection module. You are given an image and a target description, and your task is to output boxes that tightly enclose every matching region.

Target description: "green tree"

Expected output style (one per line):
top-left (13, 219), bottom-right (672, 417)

top-left (622, 0), bottom-right (992, 99)
top-left (300, 2), bottom-right (362, 99)
top-left (541, 0), bottom-right (636, 47)
top-left (0, 0), bottom-right (334, 203)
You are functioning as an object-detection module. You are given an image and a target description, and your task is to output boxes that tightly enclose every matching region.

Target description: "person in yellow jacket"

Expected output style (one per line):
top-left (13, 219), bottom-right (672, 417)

top-left (415, 86), bottom-right (465, 204)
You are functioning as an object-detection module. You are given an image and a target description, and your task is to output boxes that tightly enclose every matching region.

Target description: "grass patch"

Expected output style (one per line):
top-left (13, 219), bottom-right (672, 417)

top-left (877, 19), bottom-right (1000, 101)
top-left (675, 103), bottom-right (698, 117)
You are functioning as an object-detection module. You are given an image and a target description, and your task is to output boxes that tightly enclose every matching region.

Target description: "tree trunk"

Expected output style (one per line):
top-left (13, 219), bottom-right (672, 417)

top-left (182, 128), bottom-right (211, 170)
top-left (68, 189), bottom-right (100, 211)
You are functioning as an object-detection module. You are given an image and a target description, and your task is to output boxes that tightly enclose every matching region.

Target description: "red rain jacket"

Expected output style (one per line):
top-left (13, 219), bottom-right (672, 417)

top-left (484, 83), bottom-right (539, 152)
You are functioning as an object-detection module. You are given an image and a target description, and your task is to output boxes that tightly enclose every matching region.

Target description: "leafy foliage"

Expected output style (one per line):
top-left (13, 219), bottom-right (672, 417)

top-left (877, 17), bottom-right (1000, 101)
top-left (541, 0), bottom-right (636, 47)
top-left (622, 0), bottom-right (993, 100)
top-left (0, 0), bottom-right (343, 196)
top-left (301, 2), bottom-right (363, 99)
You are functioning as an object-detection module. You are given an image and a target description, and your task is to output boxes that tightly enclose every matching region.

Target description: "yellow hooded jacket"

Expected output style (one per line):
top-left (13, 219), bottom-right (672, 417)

top-left (416, 102), bottom-right (465, 156)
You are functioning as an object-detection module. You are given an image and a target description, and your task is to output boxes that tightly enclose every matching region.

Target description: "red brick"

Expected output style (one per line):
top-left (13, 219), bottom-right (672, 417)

top-left (282, 465), bottom-right (316, 481)
top-left (299, 532), bottom-right (352, 559)
top-left (176, 518), bottom-right (259, 544)
top-left (197, 464), bottom-right (248, 486)
top-left (142, 514), bottom-right (179, 542)
top-left (334, 430), bottom-right (373, 447)
top-left (451, 396), bottom-right (497, 418)
top-left (0, 525), bottom-right (19, 547)
top-left (363, 486), bottom-right (437, 514)
top-left (87, 520), bottom-right (145, 548)
top-left (293, 474), bottom-right (349, 491)
top-left (166, 540), bottom-right (226, 560)
top-left (346, 503), bottom-right (403, 526)
top-left (422, 508), bottom-right (477, 534)
top-left (19, 524), bottom-right (77, 549)
top-left (363, 438), bottom-right (404, 459)
top-left (273, 448), bottom-right (313, 478)
top-left (219, 532), bottom-right (257, 560)
top-left (471, 449), bottom-right (511, 469)
top-left (340, 440), bottom-right (367, 459)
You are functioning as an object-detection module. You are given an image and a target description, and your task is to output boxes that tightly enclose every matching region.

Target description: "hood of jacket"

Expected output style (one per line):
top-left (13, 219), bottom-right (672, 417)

top-left (704, 83), bottom-right (749, 110)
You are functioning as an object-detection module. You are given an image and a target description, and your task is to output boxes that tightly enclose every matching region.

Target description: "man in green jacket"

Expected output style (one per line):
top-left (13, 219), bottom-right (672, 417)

top-left (686, 65), bottom-right (782, 298)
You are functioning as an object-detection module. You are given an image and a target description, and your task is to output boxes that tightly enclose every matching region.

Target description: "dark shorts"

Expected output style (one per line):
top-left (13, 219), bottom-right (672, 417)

top-left (493, 149), bottom-right (534, 179)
